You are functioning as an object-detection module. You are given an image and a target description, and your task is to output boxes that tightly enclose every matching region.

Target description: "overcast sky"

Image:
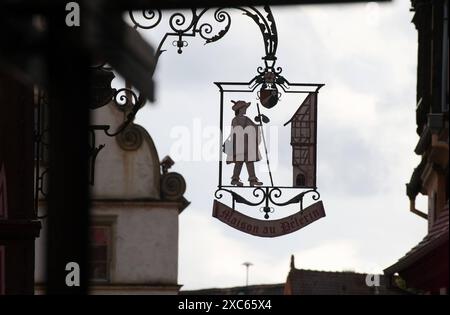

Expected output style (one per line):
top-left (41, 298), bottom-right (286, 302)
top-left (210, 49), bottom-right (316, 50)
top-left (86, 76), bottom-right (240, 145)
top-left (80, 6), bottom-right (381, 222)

top-left (130, 0), bottom-right (427, 290)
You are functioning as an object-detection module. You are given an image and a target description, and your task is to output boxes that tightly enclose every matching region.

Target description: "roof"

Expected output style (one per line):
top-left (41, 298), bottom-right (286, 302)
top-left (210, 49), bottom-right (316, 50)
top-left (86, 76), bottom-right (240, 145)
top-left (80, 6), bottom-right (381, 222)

top-left (286, 268), bottom-right (405, 295)
top-left (180, 283), bottom-right (285, 295)
top-left (283, 93), bottom-right (314, 127)
top-left (384, 208), bottom-right (449, 275)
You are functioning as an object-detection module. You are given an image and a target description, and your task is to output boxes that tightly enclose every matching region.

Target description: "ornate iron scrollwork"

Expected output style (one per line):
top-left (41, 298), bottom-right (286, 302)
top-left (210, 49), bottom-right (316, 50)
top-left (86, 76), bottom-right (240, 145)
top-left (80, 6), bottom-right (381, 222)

top-left (128, 9), bottom-right (162, 30)
top-left (128, 6), bottom-right (279, 75)
top-left (215, 186), bottom-right (321, 219)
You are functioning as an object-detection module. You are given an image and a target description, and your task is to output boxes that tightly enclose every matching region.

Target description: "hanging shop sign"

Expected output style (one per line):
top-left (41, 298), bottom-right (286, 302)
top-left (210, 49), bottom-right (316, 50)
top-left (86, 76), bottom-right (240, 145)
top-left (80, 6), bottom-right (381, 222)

top-left (211, 7), bottom-right (326, 237)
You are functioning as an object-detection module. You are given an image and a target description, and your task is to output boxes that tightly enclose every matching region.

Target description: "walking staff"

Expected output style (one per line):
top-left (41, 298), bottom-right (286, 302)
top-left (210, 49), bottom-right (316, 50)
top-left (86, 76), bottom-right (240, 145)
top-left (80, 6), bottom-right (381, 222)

top-left (256, 102), bottom-right (274, 187)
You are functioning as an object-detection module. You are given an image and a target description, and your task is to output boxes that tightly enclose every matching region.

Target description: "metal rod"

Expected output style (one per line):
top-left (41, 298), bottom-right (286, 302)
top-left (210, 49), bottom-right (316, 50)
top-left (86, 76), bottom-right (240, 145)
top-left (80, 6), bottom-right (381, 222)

top-left (220, 185), bottom-right (308, 189)
top-left (218, 88), bottom-right (224, 188)
top-left (34, 89), bottom-right (42, 217)
top-left (314, 92), bottom-right (318, 188)
top-left (242, 262), bottom-right (253, 287)
top-left (256, 103), bottom-right (274, 186)
top-left (246, 266), bottom-right (249, 286)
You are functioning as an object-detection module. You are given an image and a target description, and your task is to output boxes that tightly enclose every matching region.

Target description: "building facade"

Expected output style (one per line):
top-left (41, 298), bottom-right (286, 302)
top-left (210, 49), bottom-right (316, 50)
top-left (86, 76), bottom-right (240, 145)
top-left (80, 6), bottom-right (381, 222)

top-left (384, 0), bottom-right (449, 295)
top-left (284, 256), bottom-right (405, 295)
top-left (35, 101), bottom-right (189, 294)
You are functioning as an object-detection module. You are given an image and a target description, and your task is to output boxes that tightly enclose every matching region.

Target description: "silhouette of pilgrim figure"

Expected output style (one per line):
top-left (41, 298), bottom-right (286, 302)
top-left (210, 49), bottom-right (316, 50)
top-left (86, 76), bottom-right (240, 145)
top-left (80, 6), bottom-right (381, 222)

top-left (223, 100), bottom-right (263, 187)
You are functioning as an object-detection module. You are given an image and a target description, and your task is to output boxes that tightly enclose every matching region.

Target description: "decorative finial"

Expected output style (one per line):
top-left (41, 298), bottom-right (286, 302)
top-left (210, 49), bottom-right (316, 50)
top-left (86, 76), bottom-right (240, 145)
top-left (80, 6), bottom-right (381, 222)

top-left (290, 254), bottom-right (295, 269)
top-left (160, 155), bottom-right (175, 174)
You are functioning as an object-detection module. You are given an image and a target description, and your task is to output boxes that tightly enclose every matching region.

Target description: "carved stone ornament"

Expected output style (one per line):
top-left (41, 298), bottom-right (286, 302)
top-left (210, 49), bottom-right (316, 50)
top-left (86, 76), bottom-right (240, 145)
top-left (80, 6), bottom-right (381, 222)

top-left (116, 124), bottom-right (143, 151)
top-left (161, 172), bottom-right (186, 201)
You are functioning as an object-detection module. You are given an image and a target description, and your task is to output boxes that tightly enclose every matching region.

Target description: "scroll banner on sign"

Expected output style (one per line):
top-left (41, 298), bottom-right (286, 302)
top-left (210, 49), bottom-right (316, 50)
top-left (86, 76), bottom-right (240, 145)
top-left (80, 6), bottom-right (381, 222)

top-left (212, 199), bottom-right (325, 237)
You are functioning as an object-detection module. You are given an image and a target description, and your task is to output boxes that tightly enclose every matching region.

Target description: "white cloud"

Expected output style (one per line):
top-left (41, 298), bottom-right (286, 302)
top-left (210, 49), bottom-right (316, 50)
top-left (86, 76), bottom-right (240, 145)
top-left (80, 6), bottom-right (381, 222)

top-left (320, 83), bottom-right (379, 136)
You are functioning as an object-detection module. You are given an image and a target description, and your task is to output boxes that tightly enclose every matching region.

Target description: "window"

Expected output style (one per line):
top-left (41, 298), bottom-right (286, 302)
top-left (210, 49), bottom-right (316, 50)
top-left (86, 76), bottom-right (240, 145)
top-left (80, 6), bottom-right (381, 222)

top-left (90, 225), bottom-right (112, 282)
